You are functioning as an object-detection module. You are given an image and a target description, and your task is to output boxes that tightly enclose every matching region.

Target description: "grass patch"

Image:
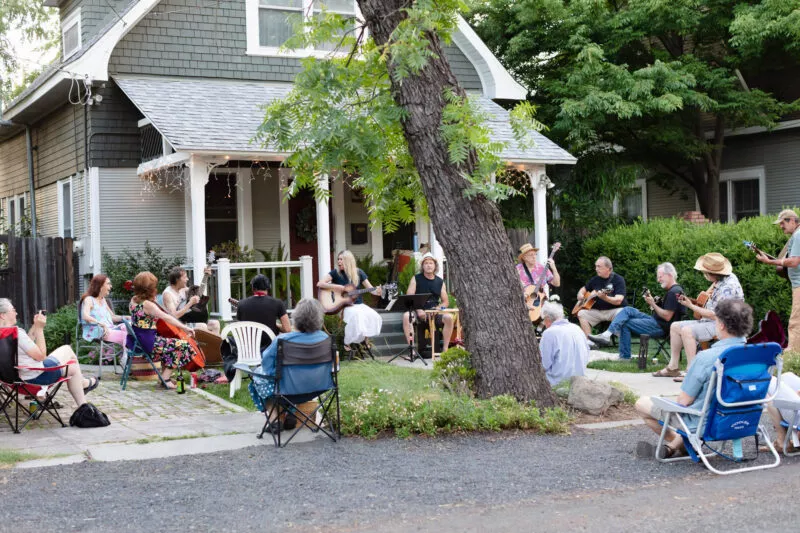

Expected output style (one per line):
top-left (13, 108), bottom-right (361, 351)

top-left (201, 360), bottom-right (571, 439)
top-left (608, 381), bottom-right (639, 405)
top-left (200, 383), bottom-right (259, 411)
top-left (588, 358), bottom-right (687, 374)
top-left (0, 449), bottom-right (42, 467)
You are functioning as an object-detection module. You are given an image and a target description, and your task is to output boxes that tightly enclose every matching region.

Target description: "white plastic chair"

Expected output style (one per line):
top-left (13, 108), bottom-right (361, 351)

top-left (220, 321), bottom-right (276, 398)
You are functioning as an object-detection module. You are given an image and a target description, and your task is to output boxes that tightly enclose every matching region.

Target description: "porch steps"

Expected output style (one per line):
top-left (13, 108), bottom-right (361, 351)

top-left (371, 310), bottom-right (409, 358)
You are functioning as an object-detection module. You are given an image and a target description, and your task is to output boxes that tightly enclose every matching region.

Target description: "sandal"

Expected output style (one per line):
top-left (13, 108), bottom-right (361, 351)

top-left (652, 367), bottom-right (681, 378)
top-left (83, 376), bottom-right (100, 394)
top-left (658, 443), bottom-right (688, 459)
top-left (673, 376), bottom-right (684, 383)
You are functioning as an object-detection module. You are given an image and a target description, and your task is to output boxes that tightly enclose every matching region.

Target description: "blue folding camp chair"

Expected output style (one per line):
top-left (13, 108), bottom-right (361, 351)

top-left (772, 393), bottom-right (800, 457)
top-left (120, 318), bottom-right (168, 390)
top-left (651, 342), bottom-right (783, 475)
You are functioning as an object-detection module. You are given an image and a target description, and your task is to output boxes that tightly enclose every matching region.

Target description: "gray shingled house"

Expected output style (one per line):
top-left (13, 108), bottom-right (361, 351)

top-left (0, 0), bottom-right (577, 286)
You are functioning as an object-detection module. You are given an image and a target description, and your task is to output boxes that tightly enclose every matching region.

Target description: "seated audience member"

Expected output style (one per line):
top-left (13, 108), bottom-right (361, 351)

top-left (635, 299), bottom-right (753, 458)
top-left (130, 271), bottom-right (196, 389)
top-left (81, 274), bottom-right (127, 355)
top-left (402, 253), bottom-right (454, 353)
top-left (589, 263), bottom-right (683, 359)
top-left (0, 298), bottom-right (98, 404)
top-left (654, 253), bottom-right (743, 379)
top-left (539, 302), bottom-right (590, 386)
top-left (766, 372), bottom-right (800, 454)
top-left (162, 267), bottom-right (221, 335)
top-left (236, 274), bottom-right (291, 345)
top-left (576, 256), bottom-right (627, 342)
top-left (247, 298), bottom-right (328, 431)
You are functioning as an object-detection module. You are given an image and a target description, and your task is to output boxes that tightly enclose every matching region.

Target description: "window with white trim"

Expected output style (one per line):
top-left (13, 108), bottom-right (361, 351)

top-left (613, 179), bottom-right (648, 221)
top-left (246, 0), bottom-right (358, 56)
top-left (5, 193), bottom-right (28, 234)
top-left (58, 178), bottom-right (74, 239)
top-left (718, 167), bottom-right (765, 223)
top-left (62, 9), bottom-right (82, 59)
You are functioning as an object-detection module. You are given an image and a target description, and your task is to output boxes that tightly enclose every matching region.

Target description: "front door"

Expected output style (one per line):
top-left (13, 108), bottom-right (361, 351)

top-left (288, 188), bottom-right (324, 282)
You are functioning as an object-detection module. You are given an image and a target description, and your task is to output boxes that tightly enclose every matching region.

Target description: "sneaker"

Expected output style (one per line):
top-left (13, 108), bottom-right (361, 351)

top-left (587, 339), bottom-right (598, 350)
top-left (588, 332), bottom-right (614, 347)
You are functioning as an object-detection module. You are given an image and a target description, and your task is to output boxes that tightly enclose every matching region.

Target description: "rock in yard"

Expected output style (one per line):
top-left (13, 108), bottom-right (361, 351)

top-left (567, 376), bottom-right (624, 415)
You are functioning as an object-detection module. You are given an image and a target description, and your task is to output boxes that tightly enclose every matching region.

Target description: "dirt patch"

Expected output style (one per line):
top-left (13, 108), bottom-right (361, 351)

top-left (564, 401), bottom-right (639, 425)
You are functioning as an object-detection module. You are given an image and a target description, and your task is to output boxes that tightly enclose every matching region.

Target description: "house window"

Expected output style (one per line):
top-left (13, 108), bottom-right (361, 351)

top-left (5, 193), bottom-right (27, 234)
top-left (58, 178), bottom-right (74, 239)
top-left (246, 0), bottom-right (359, 56)
top-left (718, 167), bottom-right (765, 223)
top-left (62, 9), bottom-right (81, 59)
top-left (613, 179), bottom-right (648, 221)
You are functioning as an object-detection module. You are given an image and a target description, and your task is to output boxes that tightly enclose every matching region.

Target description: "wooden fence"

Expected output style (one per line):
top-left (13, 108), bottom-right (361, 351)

top-left (0, 234), bottom-right (77, 326)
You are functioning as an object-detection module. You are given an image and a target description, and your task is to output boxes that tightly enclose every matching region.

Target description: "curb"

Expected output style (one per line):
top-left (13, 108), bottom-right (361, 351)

top-left (575, 419), bottom-right (645, 430)
top-left (190, 387), bottom-right (248, 412)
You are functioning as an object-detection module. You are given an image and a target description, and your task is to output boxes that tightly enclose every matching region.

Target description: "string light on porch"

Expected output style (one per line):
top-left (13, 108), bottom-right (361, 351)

top-left (140, 164), bottom-right (188, 194)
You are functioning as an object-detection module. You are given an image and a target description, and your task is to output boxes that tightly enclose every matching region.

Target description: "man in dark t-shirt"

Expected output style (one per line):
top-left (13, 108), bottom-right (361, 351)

top-left (589, 263), bottom-right (684, 359)
top-left (576, 256), bottom-right (627, 339)
top-left (236, 274), bottom-right (291, 346)
top-left (402, 253), bottom-right (454, 352)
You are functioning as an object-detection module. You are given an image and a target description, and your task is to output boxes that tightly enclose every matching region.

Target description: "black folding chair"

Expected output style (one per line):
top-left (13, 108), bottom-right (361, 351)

top-left (237, 335), bottom-right (340, 447)
top-left (0, 327), bottom-right (73, 433)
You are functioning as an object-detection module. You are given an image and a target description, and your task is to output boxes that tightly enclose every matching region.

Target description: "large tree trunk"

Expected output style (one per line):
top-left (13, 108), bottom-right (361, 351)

top-left (359, 0), bottom-right (556, 406)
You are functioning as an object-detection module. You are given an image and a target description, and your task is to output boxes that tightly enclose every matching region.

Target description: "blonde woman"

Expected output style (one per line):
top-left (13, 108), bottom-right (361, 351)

top-left (317, 250), bottom-right (383, 347)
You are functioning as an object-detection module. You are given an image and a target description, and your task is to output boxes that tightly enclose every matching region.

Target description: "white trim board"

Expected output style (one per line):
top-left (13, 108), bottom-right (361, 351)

top-left (720, 165), bottom-right (766, 219)
top-left (704, 119), bottom-right (800, 139)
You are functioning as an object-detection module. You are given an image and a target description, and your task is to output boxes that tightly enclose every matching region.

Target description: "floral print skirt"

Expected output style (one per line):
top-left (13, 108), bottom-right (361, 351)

top-left (152, 335), bottom-right (194, 369)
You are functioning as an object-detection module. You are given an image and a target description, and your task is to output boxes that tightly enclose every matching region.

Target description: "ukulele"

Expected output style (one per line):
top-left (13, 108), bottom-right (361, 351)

top-left (524, 242), bottom-right (561, 322)
top-left (318, 282), bottom-right (397, 315)
top-left (743, 241), bottom-right (790, 280)
top-left (571, 288), bottom-right (612, 316)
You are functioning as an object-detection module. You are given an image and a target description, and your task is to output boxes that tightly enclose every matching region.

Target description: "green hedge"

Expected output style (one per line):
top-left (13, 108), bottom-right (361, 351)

top-left (582, 214), bottom-right (794, 323)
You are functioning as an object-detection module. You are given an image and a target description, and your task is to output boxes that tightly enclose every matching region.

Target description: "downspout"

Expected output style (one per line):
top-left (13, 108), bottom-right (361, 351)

top-left (25, 125), bottom-right (37, 237)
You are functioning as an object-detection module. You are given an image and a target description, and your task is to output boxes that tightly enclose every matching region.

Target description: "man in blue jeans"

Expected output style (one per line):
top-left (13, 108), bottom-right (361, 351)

top-left (589, 263), bottom-right (684, 359)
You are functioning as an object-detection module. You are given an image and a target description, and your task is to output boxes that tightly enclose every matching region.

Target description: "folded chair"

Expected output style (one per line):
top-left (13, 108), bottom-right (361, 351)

top-left (220, 321), bottom-right (276, 398)
top-left (236, 335), bottom-right (340, 448)
top-left (651, 342), bottom-right (783, 475)
top-left (120, 319), bottom-right (167, 390)
top-left (0, 327), bottom-right (74, 433)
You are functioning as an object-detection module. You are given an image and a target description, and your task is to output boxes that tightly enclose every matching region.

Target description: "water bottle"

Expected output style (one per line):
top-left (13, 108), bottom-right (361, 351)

top-left (176, 371), bottom-right (186, 394)
top-left (413, 232), bottom-right (419, 252)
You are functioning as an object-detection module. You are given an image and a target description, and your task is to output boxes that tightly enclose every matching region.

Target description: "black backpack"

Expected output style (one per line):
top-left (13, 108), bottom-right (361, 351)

top-left (70, 402), bottom-right (111, 428)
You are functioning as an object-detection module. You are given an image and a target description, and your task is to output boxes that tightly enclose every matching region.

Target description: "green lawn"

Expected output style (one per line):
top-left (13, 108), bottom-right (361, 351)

top-left (588, 358), bottom-right (687, 373)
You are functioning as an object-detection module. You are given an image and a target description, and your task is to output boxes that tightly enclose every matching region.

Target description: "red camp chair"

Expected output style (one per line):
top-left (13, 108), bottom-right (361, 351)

top-left (0, 327), bottom-right (74, 433)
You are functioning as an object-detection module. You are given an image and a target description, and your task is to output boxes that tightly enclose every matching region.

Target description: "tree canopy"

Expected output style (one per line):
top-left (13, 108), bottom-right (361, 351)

top-left (469, 0), bottom-right (800, 220)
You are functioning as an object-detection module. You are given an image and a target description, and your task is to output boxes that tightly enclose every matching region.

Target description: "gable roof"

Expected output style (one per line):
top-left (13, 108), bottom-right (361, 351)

top-left (114, 75), bottom-right (575, 165)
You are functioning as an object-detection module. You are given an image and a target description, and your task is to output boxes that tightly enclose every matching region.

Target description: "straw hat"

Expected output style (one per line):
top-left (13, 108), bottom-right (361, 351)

top-left (518, 243), bottom-right (539, 262)
top-left (773, 209), bottom-right (799, 224)
top-left (694, 252), bottom-right (732, 276)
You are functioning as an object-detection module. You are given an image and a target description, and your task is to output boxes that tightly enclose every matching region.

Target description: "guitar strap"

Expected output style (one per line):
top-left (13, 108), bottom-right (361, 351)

top-left (522, 264), bottom-right (535, 285)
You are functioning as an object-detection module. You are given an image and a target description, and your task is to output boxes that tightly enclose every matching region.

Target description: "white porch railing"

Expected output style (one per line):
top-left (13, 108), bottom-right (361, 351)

top-left (184, 255), bottom-right (314, 321)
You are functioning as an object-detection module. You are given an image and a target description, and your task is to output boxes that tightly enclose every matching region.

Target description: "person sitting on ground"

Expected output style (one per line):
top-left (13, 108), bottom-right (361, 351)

top-left (129, 271), bottom-right (197, 389)
top-left (654, 252), bottom-right (744, 379)
top-left (766, 371), bottom-right (800, 454)
top-left (0, 298), bottom-right (98, 404)
top-left (236, 274), bottom-right (291, 346)
top-left (402, 253), bottom-right (455, 353)
top-left (539, 301), bottom-right (590, 386)
top-left (589, 263), bottom-right (684, 359)
top-left (317, 250), bottom-right (382, 350)
top-left (576, 256), bottom-right (627, 345)
top-left (635, 299), bottom-right (753, 459)
top-left (162, 266), bottom-right (221, 335)
top-left (81, 274), bottom-right (128, 362)
top-left (247, 298), bottom-right (329, 432)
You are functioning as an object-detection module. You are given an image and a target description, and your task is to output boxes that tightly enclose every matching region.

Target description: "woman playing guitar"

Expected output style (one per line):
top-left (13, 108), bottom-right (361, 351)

top-left (128, 271), bottom-right (197, 389)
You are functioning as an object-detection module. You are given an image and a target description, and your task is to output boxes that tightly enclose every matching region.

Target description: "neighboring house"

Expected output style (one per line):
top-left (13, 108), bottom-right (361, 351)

top-left (0, 0), bottom-right (576, 287)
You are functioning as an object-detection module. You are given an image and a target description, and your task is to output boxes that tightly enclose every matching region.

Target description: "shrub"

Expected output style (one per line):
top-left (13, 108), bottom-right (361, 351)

top-left (433, 346), bottom-right (476, 396)
top-left (43, 304), bottom-right (77, 353)
top-left (783, 351), bottom-right (800, 375)
top-left (102, 241), bottom-right (185, 300)
top-left (582, 214), bottom-right (795, 323)
top-left (397, 258), bottom-right (417, 295)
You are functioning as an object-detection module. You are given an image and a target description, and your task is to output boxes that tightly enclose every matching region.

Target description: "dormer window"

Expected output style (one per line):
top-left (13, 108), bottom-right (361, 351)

top-left (62, 9), bottom-right (81, 59)
top-left (246, 0), bottom-right (358, 57)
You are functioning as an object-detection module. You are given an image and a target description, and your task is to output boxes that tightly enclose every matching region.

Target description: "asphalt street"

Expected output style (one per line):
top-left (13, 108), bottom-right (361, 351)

top-left (2, 425), bottom-right (798, 532)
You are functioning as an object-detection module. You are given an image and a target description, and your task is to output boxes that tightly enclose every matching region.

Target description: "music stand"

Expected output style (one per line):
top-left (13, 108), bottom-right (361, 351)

top-left (388, 293), bottom-right (433, 366)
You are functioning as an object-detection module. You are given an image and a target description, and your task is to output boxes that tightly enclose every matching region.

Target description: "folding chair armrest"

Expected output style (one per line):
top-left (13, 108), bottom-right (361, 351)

top-left (773, 398), bottom-right (800, 411)
top-left (15, 360), bottom-right (75, 372)
top-left (232, 362), bottom-right (271, 380)
top-left (651, 396), bottom-right (702, 416)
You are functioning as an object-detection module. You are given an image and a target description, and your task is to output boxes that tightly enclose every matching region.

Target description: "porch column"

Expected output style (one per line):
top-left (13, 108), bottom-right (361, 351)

top-left (332, 176), bottom-right (346, 254)
top-left (316, 176), bottom-right (332, 277)
top-left (430, 223), bottom-right (444, 277)
top-left (236, 167), bottom-right (253, 250)
top-left (217, 258), bottom-right (233, 321)
top-left (526, 166), bottom-right (552, 265)
top-left (415, 214), bottom-right (429, 251)
top-left (370, 222), bottom-right (383, 261)
top-left (188, 155), bottom-right (209, 283)
top-left (278, 168), bottom-right (291, 257)
top-left (300, 255), bottom-right (313, 300)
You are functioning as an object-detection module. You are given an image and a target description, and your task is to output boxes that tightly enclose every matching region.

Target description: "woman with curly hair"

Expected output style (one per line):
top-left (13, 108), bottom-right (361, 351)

top-left (127, 271), bottom-right (196, 389)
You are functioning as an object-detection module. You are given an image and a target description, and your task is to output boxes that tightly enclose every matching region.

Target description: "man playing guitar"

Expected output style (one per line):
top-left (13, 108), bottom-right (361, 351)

top-left (163, 266), bottom-right (221, 335)
top-left (516, 243), bottom-right (560, 311)
top-left (756, 209), bottom-right (800, 352)
top-left (402, 253), bottom-right (454, 352)
top-left (576, 256), bottom-right (627, 344)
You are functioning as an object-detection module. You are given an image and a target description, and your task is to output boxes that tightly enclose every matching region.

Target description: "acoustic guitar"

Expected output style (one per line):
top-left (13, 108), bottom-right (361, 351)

top-left (678, 287), bottom-right (713, 320)
top-left (524, 242), bottom-right (561, 322)
top-left (183, 251), bottom-right (217, 323)
top-left (156, 314), bottom-right (206, 372)
top-left (571, 288), bottom-right (612, 316)
top-left (641, 287), bottom-right (662, 306)
top-left (318, 283), bottom-right (397, 315)
top-left (743, 240), bottom-right (789, 280)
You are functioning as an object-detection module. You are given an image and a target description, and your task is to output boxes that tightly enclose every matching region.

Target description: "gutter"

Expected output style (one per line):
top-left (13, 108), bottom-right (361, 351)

top-left (25, 126), bottom-right (38, 237)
